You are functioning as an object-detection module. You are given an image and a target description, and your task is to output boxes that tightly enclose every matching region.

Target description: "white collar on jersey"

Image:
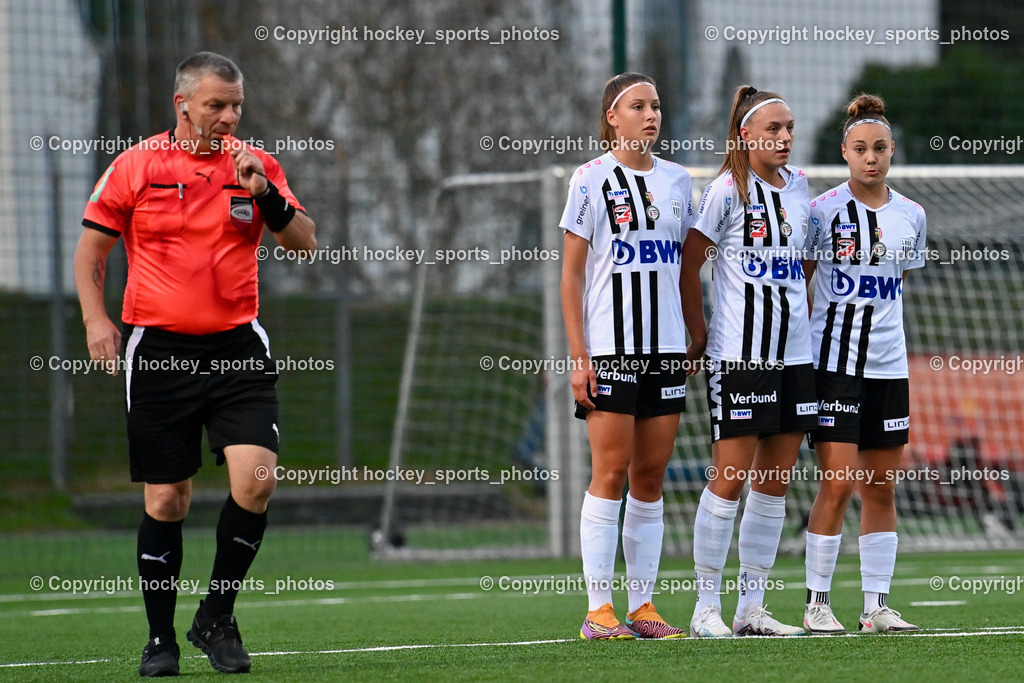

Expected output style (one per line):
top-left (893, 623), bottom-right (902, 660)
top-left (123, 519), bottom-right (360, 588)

top-left (749, 166), bottom-right (793, 191)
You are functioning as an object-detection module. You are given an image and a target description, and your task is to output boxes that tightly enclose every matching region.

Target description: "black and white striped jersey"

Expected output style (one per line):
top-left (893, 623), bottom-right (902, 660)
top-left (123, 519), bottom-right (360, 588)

top-left (807, 181), bottom-right (927, 378)
top-left (560, 152), bottom-right (695, 356)
top-left (694, 167), bottom-right (812, 364)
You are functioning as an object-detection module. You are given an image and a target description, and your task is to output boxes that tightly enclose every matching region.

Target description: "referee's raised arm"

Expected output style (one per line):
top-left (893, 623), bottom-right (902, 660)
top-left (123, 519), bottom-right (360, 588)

top-left (229, 146), bottom-right (316, 253)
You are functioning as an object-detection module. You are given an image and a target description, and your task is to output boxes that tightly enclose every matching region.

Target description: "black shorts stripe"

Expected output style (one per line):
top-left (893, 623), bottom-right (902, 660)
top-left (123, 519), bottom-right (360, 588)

top-left (631, 271), bottom-right (644, 354)
top-left (777, 286), bottom-right (790, 361)
top-left (835, 303), bottom-right (856, 372)
top-left (649, 270), bottom-right (659, 354)
top-left (819, 301), bottom-right (838, 369)
top-left (855, 305), bottom-right (873, 377)
top-left (759, 284), bottom-right (773, 359)
top-left (612, 272), bottom-right (625, 355)
top-left (742, 283), bottom-right (755, 359)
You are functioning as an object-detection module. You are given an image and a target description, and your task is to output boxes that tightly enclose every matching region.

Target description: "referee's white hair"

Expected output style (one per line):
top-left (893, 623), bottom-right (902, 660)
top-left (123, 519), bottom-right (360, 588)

top-left (174, 51), bottom-right (243, 98)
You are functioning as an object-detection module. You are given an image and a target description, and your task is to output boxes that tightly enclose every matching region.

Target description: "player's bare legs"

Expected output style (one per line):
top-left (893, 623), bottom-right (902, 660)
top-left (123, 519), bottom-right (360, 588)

top-left (807, 442), bottom-right (859, 536)
top-left (585, 411), bottom-right (635, 499)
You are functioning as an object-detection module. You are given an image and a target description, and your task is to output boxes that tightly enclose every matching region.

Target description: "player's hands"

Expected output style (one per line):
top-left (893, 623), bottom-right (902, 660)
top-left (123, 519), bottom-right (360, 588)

top-left (230, 147), bottom-right (268, 196)
top-left (85, 316), bottom-right (122, 376)
top-left (571, 356), bottom-right (597, 410)
top-left (685, 336), bottom-right (706, 377)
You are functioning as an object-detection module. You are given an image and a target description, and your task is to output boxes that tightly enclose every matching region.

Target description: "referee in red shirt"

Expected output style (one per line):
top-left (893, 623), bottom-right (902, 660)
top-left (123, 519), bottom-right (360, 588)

top-left (73, 52), bottom-right (316, 677)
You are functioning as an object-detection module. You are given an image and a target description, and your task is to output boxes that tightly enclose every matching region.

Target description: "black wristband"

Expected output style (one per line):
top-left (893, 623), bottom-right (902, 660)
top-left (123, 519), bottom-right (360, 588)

top-left (253, 180), bottom-right (296, 233)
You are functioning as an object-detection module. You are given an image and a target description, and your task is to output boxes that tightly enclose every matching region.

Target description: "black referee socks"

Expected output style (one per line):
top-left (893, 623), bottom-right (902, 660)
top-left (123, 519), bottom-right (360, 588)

top-left (138, 513), bottom-right (184, 642)
top-left (203, 494), bottom-right (268, 618)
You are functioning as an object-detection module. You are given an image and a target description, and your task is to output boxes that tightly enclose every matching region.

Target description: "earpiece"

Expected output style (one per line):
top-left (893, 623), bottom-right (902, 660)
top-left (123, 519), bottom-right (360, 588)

top-left (180, 103), bottom-right (188, 114)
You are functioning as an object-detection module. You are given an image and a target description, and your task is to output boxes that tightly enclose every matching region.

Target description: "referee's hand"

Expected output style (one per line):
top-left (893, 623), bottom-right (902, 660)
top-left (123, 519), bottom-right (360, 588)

top-left (230, 147), bottom-right (267, 196)
top-left (86, 317), bottom-right (122, 376)
top-left (571, 359), bottom-right (597, 410)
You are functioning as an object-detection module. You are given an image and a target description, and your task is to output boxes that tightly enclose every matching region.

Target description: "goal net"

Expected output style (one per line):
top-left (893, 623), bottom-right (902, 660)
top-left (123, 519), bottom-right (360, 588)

top-left (375, 165), bottom-right (1024, 559)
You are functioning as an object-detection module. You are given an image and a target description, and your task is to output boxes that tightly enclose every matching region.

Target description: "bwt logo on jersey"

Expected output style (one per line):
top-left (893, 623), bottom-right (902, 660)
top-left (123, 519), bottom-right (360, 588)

top-left (596, 384), bottom-right (612, 396)
top-left (606, 189), bottom-right (630, 201)
top-left (884, 417), bottom-right (910, 431)
top-left (730, 409), bottom-right (753, 420)
top-left (830, 269), bottom-right (902, 300)
top-left (610, 239), bottom-right (682, 265)
top-left (818, 416), bottom-right (836, 427)
top-left (742, 252), bottom-right (805, 280)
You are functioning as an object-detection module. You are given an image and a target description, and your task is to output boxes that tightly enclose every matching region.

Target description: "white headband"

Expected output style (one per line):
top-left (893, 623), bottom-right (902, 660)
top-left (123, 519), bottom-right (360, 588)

top-left (844, 117), bottom-right (892, 139)
top-left (739, 97), bottom-right (786, 129)
top-left (609, 81), bottom-right (656, 111)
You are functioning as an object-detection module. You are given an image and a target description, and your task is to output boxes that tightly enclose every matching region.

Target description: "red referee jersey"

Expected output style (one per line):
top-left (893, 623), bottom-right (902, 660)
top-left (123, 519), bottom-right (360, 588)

top-left (82, 131), bottom-right (304, 334)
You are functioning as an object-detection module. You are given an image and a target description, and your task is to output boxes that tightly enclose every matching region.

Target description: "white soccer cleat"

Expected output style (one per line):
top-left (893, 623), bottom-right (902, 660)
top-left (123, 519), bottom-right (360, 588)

top-left (803, 603), bottom-right (845, 635)
top-left (689, 605), bottom-right (733, 638)
top-left (858, 606), bottom-right (919, 633)
top-left (733, 605), bottom-right (805, 636)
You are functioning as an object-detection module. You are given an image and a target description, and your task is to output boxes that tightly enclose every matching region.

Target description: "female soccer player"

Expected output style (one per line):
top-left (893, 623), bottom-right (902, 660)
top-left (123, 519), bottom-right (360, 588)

top-left (680, 85), bottom-right (816, 637)
top-left (801, 94), bottom-right (925, 634)
top-left (560, 72), bottom-right (696, 640)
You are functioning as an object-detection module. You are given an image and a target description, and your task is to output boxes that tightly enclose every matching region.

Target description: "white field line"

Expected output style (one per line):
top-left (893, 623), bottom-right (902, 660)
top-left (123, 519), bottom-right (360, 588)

top-left (3, 628), bottom-right (1024, 669)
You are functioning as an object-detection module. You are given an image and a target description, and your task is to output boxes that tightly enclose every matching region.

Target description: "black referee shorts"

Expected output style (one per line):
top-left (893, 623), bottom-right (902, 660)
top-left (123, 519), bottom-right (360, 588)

top-left (121, 320), bottom-right (280, 484)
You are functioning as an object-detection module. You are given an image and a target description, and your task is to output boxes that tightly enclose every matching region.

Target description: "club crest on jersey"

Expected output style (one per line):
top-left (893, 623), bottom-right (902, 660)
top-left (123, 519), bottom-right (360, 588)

top-left (671, 199), bottom-right (682, 220)
top-left (837, 238), bottom-right (855, 259)
top-left (645, 191), bottom-right (654, 204)
top-left (780, 221), bottom-right (792, 237)
top-left (871, 241), bottom-right (887, 259)
top-left (606, 189), bottom-right (630, 201)
top-left (874, 226), bottom-right (883, 239)
top-left (230, 195), bottom-right (254, 230)
top-left (749, 219), bottom-right (767, 239)
top-left (779, 206), bottom-right (787, 220)
top-left (835, 223), bottom-right (857, 234)
top-left (614, 204), bottom-right (633, 224)
top-left (646, 204), bottom-right (660, 221)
